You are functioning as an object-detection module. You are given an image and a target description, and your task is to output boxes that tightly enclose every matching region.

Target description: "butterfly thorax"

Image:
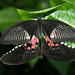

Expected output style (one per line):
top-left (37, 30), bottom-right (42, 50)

top-left (37, 17), bottom-right (43, 58)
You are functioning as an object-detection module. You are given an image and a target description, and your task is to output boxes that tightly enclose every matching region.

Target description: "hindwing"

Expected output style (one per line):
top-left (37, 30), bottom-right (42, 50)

top-left (0, 45), bottom-right (38, 65)
top-left (42, 36), bottom-right (75, 61)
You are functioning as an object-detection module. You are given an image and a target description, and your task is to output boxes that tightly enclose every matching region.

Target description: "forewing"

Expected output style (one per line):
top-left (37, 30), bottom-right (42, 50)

top-left (0, 20), bottom-right (37, 44)
top-left (42, 39), bottom-right (75, 62)
top-left (42, 20), bottom-right (75, 42)
top-left (0, 45), bottom-right (38, 65)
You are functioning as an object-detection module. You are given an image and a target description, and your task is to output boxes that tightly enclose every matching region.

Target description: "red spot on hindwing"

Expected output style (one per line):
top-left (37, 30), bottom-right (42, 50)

top-left (55, 43), bottom-right (59, 46)
top-left (50, 43), bottom-right (54, 47)
top-left (46, 35), bottom-right (59, 47)
top-left (27, 47), bottom-right (31, 50)
top-left (24, 44), bottom-right (27, 46)
top-left (23, 36), bottom-right (38, 50)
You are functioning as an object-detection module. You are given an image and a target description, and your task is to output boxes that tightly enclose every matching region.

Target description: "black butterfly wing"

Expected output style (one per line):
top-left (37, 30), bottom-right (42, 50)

top-left (42, 40), bottom-right (75, 61)
top-left (42, 20), bottom-right (75, 42)
top-left (0, 20), bottom-right (38, 45)
top-left (0, 45), bottom-right (38, 65)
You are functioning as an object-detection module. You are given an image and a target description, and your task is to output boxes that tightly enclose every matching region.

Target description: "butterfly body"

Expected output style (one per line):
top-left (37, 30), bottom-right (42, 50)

top-left (0, 17), bottom-right (75, 65)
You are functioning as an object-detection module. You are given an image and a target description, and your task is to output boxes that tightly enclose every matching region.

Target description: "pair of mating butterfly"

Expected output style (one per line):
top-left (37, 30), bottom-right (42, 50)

top-left (0, 17), bottom-right (75, 65)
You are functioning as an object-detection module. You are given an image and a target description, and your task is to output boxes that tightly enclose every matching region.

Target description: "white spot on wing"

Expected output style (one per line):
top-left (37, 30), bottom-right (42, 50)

top-left (67, 45), bottom-right (71, 48)
top-left (32, 35), bottom-right (35, 39)
top-left (24, 30), bottom-right (30, 39)
top-left (60, 42), bottom-right (64, 44)
top-left (18, 45), bottom-right (21, 47)
top-left (9, 51), bottom-right (11, 53)
top-left (6, 52), bottom-right (8, 54)
top-left (72, 46), bottom-right (75, 49)
top-left (64, 43), bottom-right (68, 46)
top-left (32, 51), bottom-right (35, 52)
top-left (3, 54), bottom-right (5, 56)
top-left (26, 37), bottom-right (30, 39)
top-left (1, 44), bottom-right (23, 60)
top-left (50, 34), bottom-right (54, 38)
top-left (12, 48), bottom-right (15, 51)
top-left (50, 29), bottom-right (57, 38)
top-left (15, 46), bottom-right (18, 49)
top-left (60, 42), bottom-right (75, 49)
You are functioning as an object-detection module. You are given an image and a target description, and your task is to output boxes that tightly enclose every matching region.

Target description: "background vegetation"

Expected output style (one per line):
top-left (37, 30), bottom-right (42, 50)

top-left (0, 0), bottom-right (75, 75)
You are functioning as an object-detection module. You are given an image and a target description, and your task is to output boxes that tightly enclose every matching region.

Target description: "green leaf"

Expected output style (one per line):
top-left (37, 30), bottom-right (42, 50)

top-left (50, 8), bottom-right (75, 28)
top-left (47, 59), bottom-right (71, 75)
top-left (50, 0), bottom-right (63, 7)
top-left (0, 7), bottom-right (22, 33)
top-left (63, 0), bottom-right (75, 9)
top-left (28, 56), bottom-right (39, 69)
top-left (63, 0), bottom-right (72, 4)
top-left (17, 4), bottom-right (62, 20)
top-left (50, 0), bottom-right (72, 10)
top-left (58, 3), bottom-right (72, 10)
top-left (50, 0), bottom-right (75, 10)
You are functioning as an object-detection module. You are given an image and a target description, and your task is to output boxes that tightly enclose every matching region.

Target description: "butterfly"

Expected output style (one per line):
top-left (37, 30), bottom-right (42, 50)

top-left (0, 17), bottom-right (75, 65)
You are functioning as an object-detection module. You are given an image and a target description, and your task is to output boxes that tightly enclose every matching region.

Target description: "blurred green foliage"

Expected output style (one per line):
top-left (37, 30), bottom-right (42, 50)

top-left (0, 0), bottom-right (50, 10)
top-left (0, 0), bottom-right (75, 75)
